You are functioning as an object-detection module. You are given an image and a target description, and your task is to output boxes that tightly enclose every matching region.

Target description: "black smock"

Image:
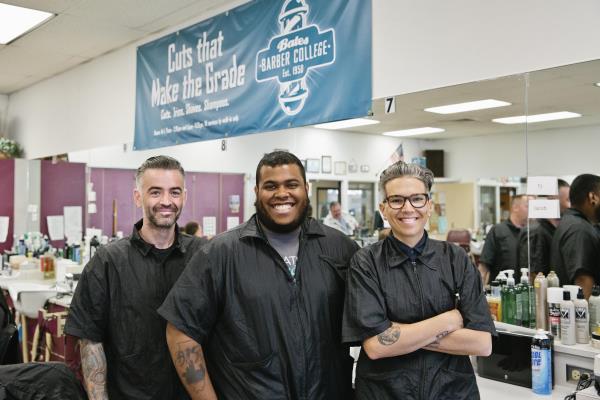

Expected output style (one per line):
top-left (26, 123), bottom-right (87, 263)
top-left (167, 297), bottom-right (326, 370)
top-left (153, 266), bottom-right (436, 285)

top-left (342, 234), bottom-right (495, 400)
top-left (158, 215), bottom-right (359, 400)
top-left (517, 219), bottom-right (555, 276)
top-left (480, 219), bottom-right (521, 281)
top-left (64, 220), bottom-right (205, 400)
top-left (550, 208), bottom-right (600, 285)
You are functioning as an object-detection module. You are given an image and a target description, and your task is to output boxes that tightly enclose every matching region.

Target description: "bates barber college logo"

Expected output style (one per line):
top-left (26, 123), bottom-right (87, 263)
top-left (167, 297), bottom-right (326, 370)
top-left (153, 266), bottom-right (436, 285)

top-left (255, 0), bottom-right (336, 115)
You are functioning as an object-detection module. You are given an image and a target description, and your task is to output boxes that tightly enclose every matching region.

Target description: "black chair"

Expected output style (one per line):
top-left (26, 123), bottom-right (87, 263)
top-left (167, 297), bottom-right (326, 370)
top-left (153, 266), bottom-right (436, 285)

top-left (0, 295), bottom-right (18, 365)
top-left (0, 362), bottom-right (86, 400)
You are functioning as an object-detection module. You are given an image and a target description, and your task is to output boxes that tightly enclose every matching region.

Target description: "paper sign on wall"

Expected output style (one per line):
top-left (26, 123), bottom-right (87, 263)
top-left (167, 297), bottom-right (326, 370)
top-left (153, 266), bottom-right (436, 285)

top-left (227, 217), bottom-right (240, 231)
top-left (528, 199), bottom-right (560, 219)
top-left (0, 216), bottom-right (9, 243)
top-left (64, 206), bottom-right (83, 242)
top-left (47, 216), bottom-right (65, 241)
top-left (527, 176), bottom-right (558, 196)
top-left (203, 216), bottom-right (217, 237)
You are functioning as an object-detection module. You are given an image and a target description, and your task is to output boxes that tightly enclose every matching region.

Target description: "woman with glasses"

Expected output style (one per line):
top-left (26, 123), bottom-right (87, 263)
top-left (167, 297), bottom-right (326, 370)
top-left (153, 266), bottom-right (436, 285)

top-left (342, 161), bottom-right (495, 399)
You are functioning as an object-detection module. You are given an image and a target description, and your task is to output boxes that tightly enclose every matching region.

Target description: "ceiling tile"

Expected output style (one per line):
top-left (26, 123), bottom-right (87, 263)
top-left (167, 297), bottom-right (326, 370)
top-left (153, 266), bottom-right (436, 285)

top-left (0, 0), bottom-right (83, 14)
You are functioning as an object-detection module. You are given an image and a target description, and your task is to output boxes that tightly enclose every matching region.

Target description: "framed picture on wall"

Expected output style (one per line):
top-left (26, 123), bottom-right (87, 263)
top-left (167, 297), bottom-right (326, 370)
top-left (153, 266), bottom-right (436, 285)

top-left (306, 158), bottom-right (320, 173)
top-left (321, 156), bottom-right (332, 173)
top-left (348, 162), bottom-right (358, 173)
top-left (334, 161), bottom-right (347, 175)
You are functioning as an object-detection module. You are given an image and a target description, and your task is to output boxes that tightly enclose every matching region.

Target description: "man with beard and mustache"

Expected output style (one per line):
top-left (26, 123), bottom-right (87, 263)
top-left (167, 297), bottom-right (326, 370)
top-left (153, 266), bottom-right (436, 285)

top-left (551, 174), bottom-right (600, 299)
top-left (159, 151), bottom-right (359, 399)
top-left (65, 156), bottom-right (205, 400)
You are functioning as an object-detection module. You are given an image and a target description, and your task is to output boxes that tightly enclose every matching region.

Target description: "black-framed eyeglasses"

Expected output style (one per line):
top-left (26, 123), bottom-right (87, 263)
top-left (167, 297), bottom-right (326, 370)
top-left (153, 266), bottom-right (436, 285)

top-left (384, 193), bottom-right (429, 209)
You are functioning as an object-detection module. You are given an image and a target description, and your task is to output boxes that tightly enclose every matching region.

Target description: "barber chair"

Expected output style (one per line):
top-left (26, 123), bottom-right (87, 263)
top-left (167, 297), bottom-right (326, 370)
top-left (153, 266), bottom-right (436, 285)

top-left (446, 229), bottom-right (471, 253)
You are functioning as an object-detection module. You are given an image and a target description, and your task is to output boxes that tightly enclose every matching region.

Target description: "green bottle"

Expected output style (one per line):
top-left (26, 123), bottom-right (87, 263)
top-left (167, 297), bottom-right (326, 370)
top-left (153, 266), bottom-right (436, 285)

top-left (503, 271), bottom-right (517, 325)
top-left (519, 268), bottom-right (530, 327)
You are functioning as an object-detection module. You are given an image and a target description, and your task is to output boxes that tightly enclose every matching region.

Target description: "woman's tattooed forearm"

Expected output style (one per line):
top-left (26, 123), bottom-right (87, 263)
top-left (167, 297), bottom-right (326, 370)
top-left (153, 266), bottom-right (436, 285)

top-left (427, 330), bottom-right (450, 348)
top-left (377, 326), bottom-right (401, 346)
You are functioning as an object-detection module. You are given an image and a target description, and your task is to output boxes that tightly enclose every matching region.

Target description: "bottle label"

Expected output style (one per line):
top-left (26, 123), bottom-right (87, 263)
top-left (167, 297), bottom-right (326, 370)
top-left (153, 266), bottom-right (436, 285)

top-left (532, 347), bottom-right (552, 395)
top-left (561, 309), bottom-right (570, 319)
top-left (575, 306), bottom-right (587, 320)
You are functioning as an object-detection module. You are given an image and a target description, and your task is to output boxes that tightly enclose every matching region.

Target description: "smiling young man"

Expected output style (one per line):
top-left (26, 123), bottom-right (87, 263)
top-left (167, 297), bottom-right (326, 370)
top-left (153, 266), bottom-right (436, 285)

top-left (65, 156), bottom-right (205, 400)
top-left (342, 161), bottom-right (494, 400)
top-left (159, 151), bottom-right (359, 399)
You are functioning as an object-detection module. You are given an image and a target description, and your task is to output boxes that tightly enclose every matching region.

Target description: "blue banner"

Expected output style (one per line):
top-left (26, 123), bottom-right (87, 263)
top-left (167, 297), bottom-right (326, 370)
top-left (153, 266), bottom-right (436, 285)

top-left (134, 0), bottom-right (372, 150)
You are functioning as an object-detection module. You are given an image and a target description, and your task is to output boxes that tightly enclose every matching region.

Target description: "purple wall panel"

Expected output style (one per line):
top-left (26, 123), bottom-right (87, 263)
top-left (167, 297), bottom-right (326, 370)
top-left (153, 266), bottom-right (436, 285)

top-left (40, 161), bottom-right (86, 248)
top-left (220, 174), bottom-right (245, 233)
top-left (178, 174), bottom-right (196, 229)
top-left (0, 160), bottom-right (15, 252)
top-left (89, 168), bottom-right (137, 236)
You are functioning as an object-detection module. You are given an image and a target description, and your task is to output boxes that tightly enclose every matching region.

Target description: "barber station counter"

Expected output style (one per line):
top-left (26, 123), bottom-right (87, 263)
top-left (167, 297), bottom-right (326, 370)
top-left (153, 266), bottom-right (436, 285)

top-left (477, 375), bottom-right (571, 399)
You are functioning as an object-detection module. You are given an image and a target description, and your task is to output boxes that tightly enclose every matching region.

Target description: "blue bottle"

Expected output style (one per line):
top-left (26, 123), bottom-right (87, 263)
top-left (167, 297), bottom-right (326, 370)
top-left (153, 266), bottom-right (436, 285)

top-left (531, 329), bottom-right (552, 395)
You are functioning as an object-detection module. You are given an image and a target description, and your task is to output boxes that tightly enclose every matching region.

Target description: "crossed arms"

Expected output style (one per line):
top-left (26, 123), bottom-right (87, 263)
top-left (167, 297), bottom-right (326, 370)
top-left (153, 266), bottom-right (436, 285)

top-left (362, 309), bottom-right (492, 360)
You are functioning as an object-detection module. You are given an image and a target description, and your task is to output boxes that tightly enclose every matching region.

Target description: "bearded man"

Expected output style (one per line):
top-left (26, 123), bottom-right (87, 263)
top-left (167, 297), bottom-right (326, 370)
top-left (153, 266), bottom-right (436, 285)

top-left (65, 155), bottom-right (205, 399)
top-left (159, 151), bottom-right (359, 400)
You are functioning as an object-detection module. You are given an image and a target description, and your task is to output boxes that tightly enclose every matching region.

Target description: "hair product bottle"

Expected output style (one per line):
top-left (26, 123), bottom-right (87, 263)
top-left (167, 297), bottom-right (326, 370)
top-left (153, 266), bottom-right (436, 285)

top-left (534, 272), bottom-right (548, 330)
top-left (560, 290), bottom-right (576, 345)
top-left (575, 288), bottom-right (590, 344)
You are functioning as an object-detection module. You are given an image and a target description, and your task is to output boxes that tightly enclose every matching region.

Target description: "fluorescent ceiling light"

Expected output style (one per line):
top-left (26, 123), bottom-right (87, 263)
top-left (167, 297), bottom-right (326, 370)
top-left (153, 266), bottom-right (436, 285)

top-left (492, 111), bottom-right (581, 124)
top-left (314, 118), bottom-right (379, 130)
top-left (425, 99), bottom-right (511, 114)
top-left (0, 3), bottom-right (54, 45)
top-left (595, 82), bottom-right (600, 87)
top-left (383, 127), bottom-right (445, 137)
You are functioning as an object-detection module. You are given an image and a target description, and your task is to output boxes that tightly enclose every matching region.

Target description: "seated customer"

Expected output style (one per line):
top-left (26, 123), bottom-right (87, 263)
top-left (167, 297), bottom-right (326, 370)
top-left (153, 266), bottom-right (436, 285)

top-left (323, 201), bottom-right (359, 235)
top-left (343, 161), bottom-right (494, 400)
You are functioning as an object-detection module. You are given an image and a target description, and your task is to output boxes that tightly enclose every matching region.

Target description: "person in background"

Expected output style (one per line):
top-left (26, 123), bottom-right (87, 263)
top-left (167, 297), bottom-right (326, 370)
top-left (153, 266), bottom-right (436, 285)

top-left (323, 201), bottom-right (360, 235)
top-left (517, 179), bottom-right (570, 280)
top-left (551, 174), bottom-right (600, 298)
top-left (65, 156), bottom-right (205, 399)
top-left (343, 161), bottom-right (494, 399)
top-left (478, 194), bottom-right (530, 285)
top-left (183, 221), bottom-right (210, 242)
top-left (159, 151), bottom-right (359, 399)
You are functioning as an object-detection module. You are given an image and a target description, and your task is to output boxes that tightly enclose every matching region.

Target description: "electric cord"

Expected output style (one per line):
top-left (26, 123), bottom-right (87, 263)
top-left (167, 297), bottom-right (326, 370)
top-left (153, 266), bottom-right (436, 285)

top-left (564, 373), bottom-right (593, 400)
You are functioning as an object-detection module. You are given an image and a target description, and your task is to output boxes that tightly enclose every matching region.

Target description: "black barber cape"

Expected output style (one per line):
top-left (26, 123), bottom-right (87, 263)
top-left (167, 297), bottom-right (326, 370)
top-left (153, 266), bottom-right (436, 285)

top-left (551, 208), bottom-right (600, 286)
top-left (343, 234), bottom-right (495, 400)
top-left (64, 220), bottom-right (205, 400)
top-left (159, 215), bottom-right (360, 400)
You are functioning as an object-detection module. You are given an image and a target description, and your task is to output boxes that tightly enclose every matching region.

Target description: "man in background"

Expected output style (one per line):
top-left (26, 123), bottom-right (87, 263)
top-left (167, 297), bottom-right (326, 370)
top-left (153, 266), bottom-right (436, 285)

top-left (551, 174), bottom-right (600, 298)
top-left (324, 201), bottom-right (360, 235)
top-left (517, 179), bottom-right (570, 279)
top-left (478, 194), bottom-right (529, 285)
top-left (65, 156), bottom-right (204, 399)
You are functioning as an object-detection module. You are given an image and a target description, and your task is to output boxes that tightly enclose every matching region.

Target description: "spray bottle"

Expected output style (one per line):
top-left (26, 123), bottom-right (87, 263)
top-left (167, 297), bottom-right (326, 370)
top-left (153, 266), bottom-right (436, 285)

top-left (531, 330), bottom-right (553, 395)
top-left (589, 286), bottom-right (600, 335)
top-left (547, 287), bottom-right (563, 339)
top-left (575, 288), bottom-right (590, 344)
top-left (534, 272), bottom-right (548, 330)
top-left (547, 270), bottom-right (560, 288)
top-left (560, 290), bottom-right (576, 345)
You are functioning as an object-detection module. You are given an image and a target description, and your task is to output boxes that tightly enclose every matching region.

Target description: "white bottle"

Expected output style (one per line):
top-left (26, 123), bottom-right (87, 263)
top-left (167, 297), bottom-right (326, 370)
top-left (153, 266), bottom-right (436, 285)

top-left (575, 288), bottom-right (590, 344)
top-left (589, 286), bottom-right (600, 335)
top-left (560, 290), bottom-right (576, 345)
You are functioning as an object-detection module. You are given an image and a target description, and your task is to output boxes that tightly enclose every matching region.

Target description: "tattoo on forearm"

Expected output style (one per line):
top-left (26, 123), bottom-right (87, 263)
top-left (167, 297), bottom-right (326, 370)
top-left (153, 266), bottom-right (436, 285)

top-left (175, 341), bottom-right (206, 390)
top-left (427, 330), bottom-right (450, 348)
top-left (80, 339), bottom-right (108, 400)
top-left (377, 326), bottom-right (401, 346)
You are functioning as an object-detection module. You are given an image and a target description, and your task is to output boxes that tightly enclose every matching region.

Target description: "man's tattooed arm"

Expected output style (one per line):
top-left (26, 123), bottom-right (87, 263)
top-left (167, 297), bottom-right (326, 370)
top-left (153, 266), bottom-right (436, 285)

top-left (80, 339), bottom-right (109, 400)
top-left (377, 325), bottom-right (401, 346)
top-left (166, 323), bottom-right (217, 400)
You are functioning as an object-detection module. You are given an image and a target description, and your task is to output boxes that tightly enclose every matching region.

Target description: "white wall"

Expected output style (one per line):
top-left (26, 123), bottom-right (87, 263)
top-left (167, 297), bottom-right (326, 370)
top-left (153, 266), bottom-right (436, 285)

top-left (0, 94), bottom-right (8, 134)
top-left (69, 127), bottom-right (421, 218)
top-left (421, 124), bottom-right (600, 180)
top-left (7, 0), bottom-right (600, 159)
